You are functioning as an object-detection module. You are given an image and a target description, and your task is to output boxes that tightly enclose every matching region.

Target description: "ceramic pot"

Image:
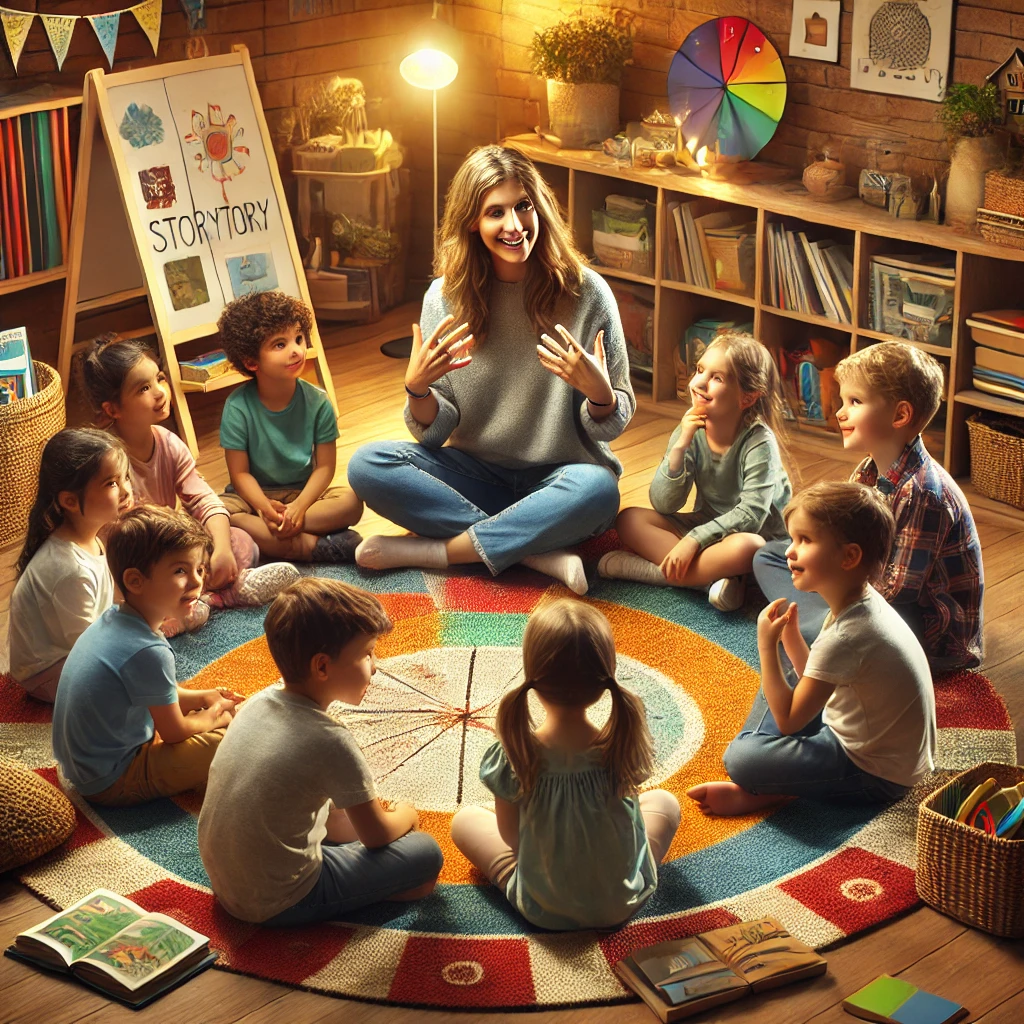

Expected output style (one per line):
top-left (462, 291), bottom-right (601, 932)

top-left (546, 81), bottom-right (620, 149)
top-left (945, 134), bottom-right (1003, 229)
top-left (803, 156), bottom-right (847, 197)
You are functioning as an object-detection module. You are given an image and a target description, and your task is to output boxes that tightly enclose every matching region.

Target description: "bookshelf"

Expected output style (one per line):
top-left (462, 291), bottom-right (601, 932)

top-left (505, 134), bottom-right (1024, 484)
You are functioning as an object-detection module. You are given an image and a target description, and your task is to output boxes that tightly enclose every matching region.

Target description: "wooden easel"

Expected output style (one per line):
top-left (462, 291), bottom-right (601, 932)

top-left (57, 46), bottom-right (337, 455)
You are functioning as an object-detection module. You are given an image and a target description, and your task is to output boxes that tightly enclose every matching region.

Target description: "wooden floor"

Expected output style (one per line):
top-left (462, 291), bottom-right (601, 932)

top-left (2, 304), bottom-right (1023, 1023)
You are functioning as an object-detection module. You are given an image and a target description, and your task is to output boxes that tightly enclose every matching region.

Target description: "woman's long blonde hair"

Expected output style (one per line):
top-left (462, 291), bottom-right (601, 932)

top-left (435, 145), bottom-right (586, 339)
top-left (496, 599), bottom-right (654, 799)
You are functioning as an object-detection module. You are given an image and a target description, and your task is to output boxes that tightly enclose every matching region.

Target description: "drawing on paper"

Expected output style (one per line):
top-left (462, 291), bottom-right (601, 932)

top-left (138, 166), bottom-right (176, 209)
top-left (789, 0), bottom-right (841, 63)
top-left (226, 253), bottom-right (279, 298)
top-left (183, 104), bottom-right (250, 203)
top-left (164, 257), bottom-right (210, 310)
top-left (118, 103), bottom-right (165, 148)
top-left (851, 0), bottom-right (952, 102)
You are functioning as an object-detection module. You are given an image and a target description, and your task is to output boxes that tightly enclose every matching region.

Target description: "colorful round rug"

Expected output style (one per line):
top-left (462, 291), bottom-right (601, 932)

top-left (1, 553), bottom-right (1016, 1012)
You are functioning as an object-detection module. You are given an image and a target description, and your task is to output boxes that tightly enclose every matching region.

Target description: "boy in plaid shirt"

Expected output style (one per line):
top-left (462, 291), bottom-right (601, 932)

top-left (754, 341), bottom-right (982, 672)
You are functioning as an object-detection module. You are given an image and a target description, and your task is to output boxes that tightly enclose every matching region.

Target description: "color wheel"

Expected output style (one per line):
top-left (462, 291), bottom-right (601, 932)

top-left (669, 16), bottom-right (787, 162)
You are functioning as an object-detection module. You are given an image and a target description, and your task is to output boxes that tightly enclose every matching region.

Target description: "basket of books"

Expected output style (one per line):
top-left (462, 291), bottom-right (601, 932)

top-left (916, 761), bottom-right (1024, 937)
top-left (966, 414), bottom-right (1024, 510)
top-left (0, 360), bottom-right (65, 549)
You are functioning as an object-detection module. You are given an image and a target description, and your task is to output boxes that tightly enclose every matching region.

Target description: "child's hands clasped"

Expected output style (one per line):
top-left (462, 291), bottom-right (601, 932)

top-left (405, 315), bottom-right (473, 394)
top-left (537, 326), bottom-right (615, 406)
top-left (659, 535), bottom-right (700, 583)
top-left (757, 598), bottom-right (794, 650)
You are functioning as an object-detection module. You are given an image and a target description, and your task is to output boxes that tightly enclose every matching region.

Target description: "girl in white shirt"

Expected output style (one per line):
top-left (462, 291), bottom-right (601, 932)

top-left (9, 429), bottom-right (131, 701)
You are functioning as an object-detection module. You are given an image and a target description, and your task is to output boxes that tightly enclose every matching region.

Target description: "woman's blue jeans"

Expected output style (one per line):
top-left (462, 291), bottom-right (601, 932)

top-left (347, 441), bottom-right (621, 574)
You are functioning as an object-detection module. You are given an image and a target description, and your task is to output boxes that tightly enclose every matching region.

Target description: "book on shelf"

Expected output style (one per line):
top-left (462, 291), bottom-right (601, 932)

top-left (180, 349), bottom-right (231, 383)
top-left (842, 975), bottom-right (967, 1024)
top-left (0, 326), bottom-right (34, 405)
top-left (765, 223), bottom-right (852, 324)
top-left (4, 888), bottom-right (217, 1010)
top-left (614, 916), bottom-right (827, 1022)
top-left (870, 255), bottom-right (954, 346)
top-left (966, 314), bottom-right (1024, 357)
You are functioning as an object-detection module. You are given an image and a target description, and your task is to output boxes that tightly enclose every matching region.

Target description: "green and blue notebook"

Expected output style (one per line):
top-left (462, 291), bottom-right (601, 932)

top-left (843, 975), bottom-right (967, 1024)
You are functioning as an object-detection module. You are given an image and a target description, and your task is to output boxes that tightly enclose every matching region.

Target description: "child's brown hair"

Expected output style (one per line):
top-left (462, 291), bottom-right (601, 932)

top-left (216, 292), bottom-right (314, 378)
top-left (264, 577), bottom-right (393, 685)
top-left (106, 505), bottom-right (212, 591)
top-left (784, 481), bottom-right (895, 583)
top-left (497, 599), bottom-right (654, 799)
top-left (834, 341), bottom-right (944, 432)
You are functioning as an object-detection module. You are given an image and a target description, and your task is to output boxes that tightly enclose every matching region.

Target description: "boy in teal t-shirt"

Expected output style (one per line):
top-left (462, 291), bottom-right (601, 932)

top-left (217, 292), bottom-right (363, 562)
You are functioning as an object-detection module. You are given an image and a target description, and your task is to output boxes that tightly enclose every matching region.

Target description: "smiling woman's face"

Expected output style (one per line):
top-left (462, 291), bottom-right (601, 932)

top-left (472, 177), bottom-right (540, 281)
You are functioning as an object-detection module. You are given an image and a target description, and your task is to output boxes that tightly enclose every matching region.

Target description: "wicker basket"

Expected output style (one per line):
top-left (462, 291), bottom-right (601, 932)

top-left (0, 362), bottom-right (65, 549)
top-left (984, 170), bottom-right (1024, 217)
top-left (917, 762), bottom-right (1024, 937)
top-left (966, 414), bottom-right (1024, 510)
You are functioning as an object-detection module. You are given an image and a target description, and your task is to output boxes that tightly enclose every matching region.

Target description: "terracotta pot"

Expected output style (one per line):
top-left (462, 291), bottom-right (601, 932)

top-left (803, 156), bottom-right (846, 197)
top-left (546, 81), bottom-right (620, 149)
top-left (945, 134), bottom-right (1003, 229)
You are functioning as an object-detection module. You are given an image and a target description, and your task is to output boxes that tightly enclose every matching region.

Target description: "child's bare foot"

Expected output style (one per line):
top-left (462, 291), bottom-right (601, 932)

top-left (686, 781), bottom-right (792, 817)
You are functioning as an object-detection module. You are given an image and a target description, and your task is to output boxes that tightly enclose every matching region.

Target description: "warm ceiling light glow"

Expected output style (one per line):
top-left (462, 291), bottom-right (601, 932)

top-left (400, 48), bottom-right (458, 90)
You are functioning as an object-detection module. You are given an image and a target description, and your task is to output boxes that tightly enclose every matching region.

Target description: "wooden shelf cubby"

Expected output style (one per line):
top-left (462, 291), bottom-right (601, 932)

top-left (505, 133), bottom-right (1024, 485)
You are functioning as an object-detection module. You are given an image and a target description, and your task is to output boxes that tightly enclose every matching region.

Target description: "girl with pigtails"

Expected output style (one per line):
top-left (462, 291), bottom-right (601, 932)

top-left (450, 599), bottom-right (681, 931)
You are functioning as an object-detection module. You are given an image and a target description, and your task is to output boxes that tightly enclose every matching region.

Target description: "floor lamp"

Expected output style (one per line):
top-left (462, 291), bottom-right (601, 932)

top-left (380, 19), bottom-right (459, 359)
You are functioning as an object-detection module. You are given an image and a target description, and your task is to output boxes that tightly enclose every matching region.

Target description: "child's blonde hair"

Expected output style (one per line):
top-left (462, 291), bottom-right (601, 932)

top-left (834, 341), bottom-right (944, 432)
top-left (496, 599), bottom-right (654, 799)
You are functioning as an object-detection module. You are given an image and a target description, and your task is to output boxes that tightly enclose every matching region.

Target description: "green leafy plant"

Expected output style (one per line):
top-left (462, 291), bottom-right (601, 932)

top-left (530, 15), bottom-right (633, 85)
top-left (939, 83), bottom-right (1003, 141)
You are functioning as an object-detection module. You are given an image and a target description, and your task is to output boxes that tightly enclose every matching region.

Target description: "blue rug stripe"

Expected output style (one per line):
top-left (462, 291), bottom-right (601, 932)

top-left (298, 564), bottom-right (429, 594)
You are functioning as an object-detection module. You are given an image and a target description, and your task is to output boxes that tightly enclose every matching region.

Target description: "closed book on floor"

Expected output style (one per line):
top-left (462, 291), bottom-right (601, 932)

top-left (842, 975), bottom-right (967, 1024)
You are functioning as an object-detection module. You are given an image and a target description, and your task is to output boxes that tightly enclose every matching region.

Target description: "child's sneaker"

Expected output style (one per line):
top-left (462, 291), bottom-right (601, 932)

top-left (311, 529), bottom-right (362, 564)
top-left (206, 562), bottom-right (301, 609)
top-left (161, 599), bottom-right (211, 638)
top-left (708, 576), bottom-right (745, 612)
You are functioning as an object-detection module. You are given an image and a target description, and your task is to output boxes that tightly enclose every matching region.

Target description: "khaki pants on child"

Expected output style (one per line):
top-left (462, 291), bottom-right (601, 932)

top-left (88, 728), bottom-right (226, 807)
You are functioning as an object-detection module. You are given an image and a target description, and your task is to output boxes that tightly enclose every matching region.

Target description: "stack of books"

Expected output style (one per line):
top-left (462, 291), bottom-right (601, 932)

top-left (0, 326), bottom-right (36, 405)
top-left (665, 200), bottom-right (755, 296)
top-left (0, 105), bottom-right (74, 281)
top-left (966, 310), bottom-right (1024, 402)
top-left (592, 195), bottom-right (655, 278)
top-left (868, 252), bottom-right (955, 347)
top-left (765, 223), bottom-right (853, 324)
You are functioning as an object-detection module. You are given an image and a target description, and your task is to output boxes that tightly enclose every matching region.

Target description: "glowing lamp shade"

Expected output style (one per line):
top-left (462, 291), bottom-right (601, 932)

top-left (400, 48), bottom-right (458, 91)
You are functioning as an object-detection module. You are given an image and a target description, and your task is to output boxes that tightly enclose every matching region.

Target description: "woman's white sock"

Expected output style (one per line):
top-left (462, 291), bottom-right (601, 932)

top-left (520, 550), bottom-right (588, 595)
top-left (597, 550), bottom-right (671, 586)
top-left (355, 535), bottom-right (449, 571)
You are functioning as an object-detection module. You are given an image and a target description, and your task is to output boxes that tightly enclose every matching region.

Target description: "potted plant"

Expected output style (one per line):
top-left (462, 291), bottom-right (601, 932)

top-left (531, 14), bottom-right (633, 149)
top-left (940, 83), bottom-right (1004, 228)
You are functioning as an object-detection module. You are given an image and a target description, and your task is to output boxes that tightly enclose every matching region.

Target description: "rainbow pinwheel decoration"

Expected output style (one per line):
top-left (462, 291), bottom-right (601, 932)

top-left (669, 16), bottom-right (787, 164)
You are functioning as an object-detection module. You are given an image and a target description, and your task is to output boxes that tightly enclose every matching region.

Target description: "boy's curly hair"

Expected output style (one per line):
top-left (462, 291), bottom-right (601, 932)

top-left (216, 292), bottom-right (314, 377)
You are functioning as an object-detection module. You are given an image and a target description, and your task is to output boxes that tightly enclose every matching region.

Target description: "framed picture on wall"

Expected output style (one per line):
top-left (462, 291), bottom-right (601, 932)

top-left (789, 0), bottom-right (841, 63)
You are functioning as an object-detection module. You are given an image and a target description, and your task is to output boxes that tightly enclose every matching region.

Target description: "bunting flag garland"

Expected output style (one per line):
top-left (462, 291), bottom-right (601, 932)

top-left (88, 12), bottom-right (120, 69)
top-left (131, 0), bottom-right (162, 57)
top-left (40, 14), bottom-right (77, 71)
top-left (0, 9), bottom-right (32, 73)
top-left (179, 0), bottom-right (206, 33)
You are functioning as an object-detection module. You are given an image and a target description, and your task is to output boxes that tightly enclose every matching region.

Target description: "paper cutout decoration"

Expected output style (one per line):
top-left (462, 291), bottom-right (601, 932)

top-left (41, 14), bottom-right (78, 72)
top-left (1, 9), bottom-right (34, 72)
top-left (227, 253), bottom-right (279, 298)
top-left (131, 0), bottom-right (162, 57)
top-left (668, 16), bottom-right (787, 162)
top-left (119, 103), bottom-right (165, 149)
top-left (139, 166), bottom-right (176, 209)
top-left (164, 256), bottom-right (210, 310)
top-left (88, 12), bottom-right (121, 69)
top-left (184, 105), bottom-right (249, 203)
top-left (178, 0), bottom-right (206, 32)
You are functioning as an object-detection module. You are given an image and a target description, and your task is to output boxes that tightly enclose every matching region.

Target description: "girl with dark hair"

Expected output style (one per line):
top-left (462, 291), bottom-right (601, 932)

top-left (450, 599), bottom-right (680, 930)
top-left (347, 145), bottom-right (634, 595)
top-left (8, 428), bottom-right (131, 701)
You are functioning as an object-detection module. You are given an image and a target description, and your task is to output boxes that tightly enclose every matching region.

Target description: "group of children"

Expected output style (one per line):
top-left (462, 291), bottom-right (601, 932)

top-left (6, 283), bottom-right (983, 932)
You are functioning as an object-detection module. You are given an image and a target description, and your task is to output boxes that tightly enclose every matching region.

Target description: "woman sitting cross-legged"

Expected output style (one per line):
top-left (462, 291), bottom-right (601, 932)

top-left (347, 145), bottom-right (635, 595)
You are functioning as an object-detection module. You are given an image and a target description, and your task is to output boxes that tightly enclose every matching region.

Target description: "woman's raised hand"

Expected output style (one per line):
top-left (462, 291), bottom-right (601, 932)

top-left (405, 315), bottom-right (473, 394)
top-left (537, 325), bottom-right (615, 406)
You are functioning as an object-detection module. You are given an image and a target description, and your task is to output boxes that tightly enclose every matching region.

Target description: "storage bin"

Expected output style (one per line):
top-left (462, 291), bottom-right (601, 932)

top-left (966, 414), bottom-right (1024, 510)
top-left (0, 362), bottom-right (65, 548)
top-left (916, 761), bottom-right (1024, 937)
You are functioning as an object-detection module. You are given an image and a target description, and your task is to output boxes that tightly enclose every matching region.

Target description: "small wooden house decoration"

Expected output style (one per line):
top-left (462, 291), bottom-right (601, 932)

top-left (987, 47), bottom-right (1024, 135)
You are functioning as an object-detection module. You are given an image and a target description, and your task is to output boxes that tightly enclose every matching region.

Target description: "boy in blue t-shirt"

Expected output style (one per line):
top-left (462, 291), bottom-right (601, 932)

top-left (217, 292), bottom-right (363, 562)
top-left (52, 506), bottom-right (244, 806)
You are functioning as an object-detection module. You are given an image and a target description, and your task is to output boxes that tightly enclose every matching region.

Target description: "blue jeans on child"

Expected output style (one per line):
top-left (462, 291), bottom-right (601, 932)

top-left (263, 831), bottom-right (444, 926)
top-left (347, 441), bottom-right (621, 574)
top-left (724, 687), bottom-right (908, 803)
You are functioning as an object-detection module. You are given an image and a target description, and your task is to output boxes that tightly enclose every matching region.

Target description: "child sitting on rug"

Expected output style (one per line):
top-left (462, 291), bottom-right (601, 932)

top-left (451, 599), bottom-right (681, 931)
top-left (753, 341), bottom-right (983, 671)
top-left (217, 292), bottom-right (363, 563)
top-left (599, 331), bottom-right (792, 612)
top-left (80, 333), bottom-right (298, 635)
top-left (198, 577), bottom-right (443, 925)
top-left (52, 506), bottom-right (243, 805)
top-left (9, 429), bottom-right (131, 702)
top-left (688, 482), bottom-right (936, 817)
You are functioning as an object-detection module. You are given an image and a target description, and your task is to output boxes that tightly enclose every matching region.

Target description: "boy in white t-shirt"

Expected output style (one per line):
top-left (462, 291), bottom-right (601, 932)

top-left (688, 481), bottom-right (935, 816)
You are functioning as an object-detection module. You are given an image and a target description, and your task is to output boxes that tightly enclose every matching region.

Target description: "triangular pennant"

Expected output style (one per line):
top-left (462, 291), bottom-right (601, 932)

top-left (131, 0), bottom-right (162, 57)
top-left (87, 12), bottom-right (120, 69)
top-left (0, 9), bottom-right (34, 73)
top-left (177, 0), bottom-right (206, 33)
top-left (40, 14), bottom-right (78, 72)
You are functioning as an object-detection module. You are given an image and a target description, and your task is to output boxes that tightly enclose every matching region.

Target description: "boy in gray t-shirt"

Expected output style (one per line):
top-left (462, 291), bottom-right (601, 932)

top-left (198, 579), bottom-right (443, 925)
